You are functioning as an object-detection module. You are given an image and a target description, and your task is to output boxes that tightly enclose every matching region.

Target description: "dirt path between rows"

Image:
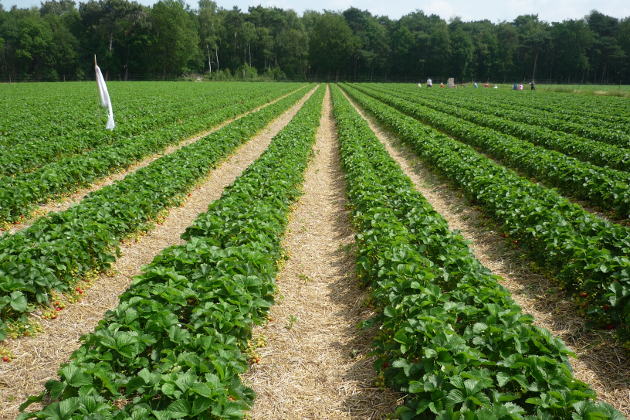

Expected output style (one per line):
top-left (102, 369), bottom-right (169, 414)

top-left (0, 86), bottom-right (317, 420)
top-left (7, 86), bottom-right (306, 235)
top-left (342, 90), bottom-right (630, 417)
top-left (243, 86), bottom-right (399, 419)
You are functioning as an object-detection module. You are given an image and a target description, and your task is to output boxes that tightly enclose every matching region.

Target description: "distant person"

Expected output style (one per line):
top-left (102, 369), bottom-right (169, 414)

top-left (518, 84), bottom-right (524, 90)
top-left (427, 78), bottom-right (433, 87)
top-left (530, 81), bottom-right (535, 90)
top-left (462, 84), bottom-right (466, 88)
top-left (494, 85), bottom-right (498, 89)
top-left (440, 83), bottom-right (444, 88)
top-left (418, 83), bottom-right (422, 87)
top-left (485, 83), bottom-right (489, 88)
top-left (513, 83), bottom-right (518, 90)
top-left (474, 83), bottom-right (478, 88)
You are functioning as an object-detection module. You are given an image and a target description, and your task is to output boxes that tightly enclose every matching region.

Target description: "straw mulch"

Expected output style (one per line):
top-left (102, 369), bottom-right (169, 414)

top-left (243, 86), bottom-right (400, 420)
top-left (343, 91), bottom-right (630, 417)
top-left (0, 87), bottom-right (317, 420)
top-left (8, 87), bottom-right (304, 235)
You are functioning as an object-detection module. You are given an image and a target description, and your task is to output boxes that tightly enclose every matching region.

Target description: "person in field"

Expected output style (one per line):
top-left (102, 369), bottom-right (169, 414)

top-left (530, 81), bottom-right (536, 90)
top-left (427, 78), bottom-right (433, 87)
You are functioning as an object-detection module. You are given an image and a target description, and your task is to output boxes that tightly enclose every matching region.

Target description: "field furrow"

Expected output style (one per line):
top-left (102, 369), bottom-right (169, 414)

top-left (244, 86), bottom-right (400, 419)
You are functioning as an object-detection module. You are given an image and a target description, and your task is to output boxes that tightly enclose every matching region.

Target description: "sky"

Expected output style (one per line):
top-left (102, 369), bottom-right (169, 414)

top-left (3, 0), bottom-right (630, 23)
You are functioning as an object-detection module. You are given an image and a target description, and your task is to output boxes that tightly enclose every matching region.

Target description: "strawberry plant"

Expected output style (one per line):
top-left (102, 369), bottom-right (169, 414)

top-left (374, 83), bottom-right (630, 172)
top-left (342, 83), bottom-right (630, 342)
top-left (0, 86), bottom-right (315, 340)
top-left (353, 84), bottom-right (630, 218)
top-left (332, 84), bottom-right (624, 419)
top-left (0, 84), bottom-right (304, 224)
top-left (17, 85), bottom-right (325, 420)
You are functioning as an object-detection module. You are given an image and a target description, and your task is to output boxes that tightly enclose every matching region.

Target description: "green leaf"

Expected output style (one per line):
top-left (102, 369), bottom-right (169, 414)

top-left (10, 291), bottom-right (27, 312)
top-left (167, 400), bottom-right (191, 418)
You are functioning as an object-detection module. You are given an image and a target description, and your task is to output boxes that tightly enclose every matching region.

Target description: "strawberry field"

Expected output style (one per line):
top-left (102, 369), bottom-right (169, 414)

top-left (1, 81), bottom-right (630, 419)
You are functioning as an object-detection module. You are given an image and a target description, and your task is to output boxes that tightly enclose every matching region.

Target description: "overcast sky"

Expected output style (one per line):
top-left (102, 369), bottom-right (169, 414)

top-left (3, 0), bottom-right (630, 23)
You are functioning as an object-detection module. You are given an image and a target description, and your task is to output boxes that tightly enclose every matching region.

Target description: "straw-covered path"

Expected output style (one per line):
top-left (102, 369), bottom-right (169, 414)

top-left (0, 87), bottom-right (317, 420)
top-left (341, 89), bottom-right (630, 417)
top-left (243, 86), bottom-right (399, 419)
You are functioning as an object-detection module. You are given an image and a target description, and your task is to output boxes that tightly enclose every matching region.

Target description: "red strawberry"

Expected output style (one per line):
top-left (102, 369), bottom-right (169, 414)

top-left (603, 305), bottom-right (610, 310)
top-left (56, 307), bottom-right (61, 311)
top-left (55, 301), bottom-right (59, 306)
top-left (513, 240), bottom-right (518, 244)
top-left (24, 331), bottom-right (28, 336)
top-left (2, 357), bottom-right (8, 362)
top-left (581, 293), bottom-right (588, 298)
top-left (52, 315), bottom-right (57, 319)
top-left (383, 362), bottom-right (389, 368)
top-left (606, 325), bottom-right (614, 330)
top-left (502, 233), bottom-right (506, 238)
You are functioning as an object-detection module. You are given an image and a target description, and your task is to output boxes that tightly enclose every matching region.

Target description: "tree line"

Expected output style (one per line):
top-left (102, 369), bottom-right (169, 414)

top-left (0, 0), bottom-right (629, 83)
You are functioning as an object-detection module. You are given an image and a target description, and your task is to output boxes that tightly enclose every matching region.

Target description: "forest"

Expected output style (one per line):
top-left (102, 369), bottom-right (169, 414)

top-left (0, 0), bottom-right (629, 84)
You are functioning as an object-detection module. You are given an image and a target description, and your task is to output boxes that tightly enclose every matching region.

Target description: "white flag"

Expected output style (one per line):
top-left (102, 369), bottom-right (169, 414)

top-left (95, 65), bottom-right (115, 130)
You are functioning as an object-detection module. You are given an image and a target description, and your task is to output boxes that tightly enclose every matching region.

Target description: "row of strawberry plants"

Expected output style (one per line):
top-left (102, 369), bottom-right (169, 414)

top-left (0, 84), bottom-right (287, 176)
top-left (17, 84), bottom-right (325, 420)
top-left (396, 85), bottom-right (630, 149)
top-left (0, 85), bottom-right (303, 225)
top-left (475, 89), bottom-right (630, 127)
top-left (341, 83), bottom-right (630, 346)
top-left (0, 85), bottom-right (313, 340)
top-left (0, 82), bottom-right (250, 147)
top-left (355, 84), bottom-right (630, 218)
top-left (437, 87), bottom-right (630, 135)
top-left (375, 84), bottom-right (630, 171)
top-left (330, 84), bottom-right (623, 420)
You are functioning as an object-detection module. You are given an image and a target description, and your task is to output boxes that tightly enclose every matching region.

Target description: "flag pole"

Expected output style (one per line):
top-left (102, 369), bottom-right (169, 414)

top-left (95, 55), bottom-right (101, 125)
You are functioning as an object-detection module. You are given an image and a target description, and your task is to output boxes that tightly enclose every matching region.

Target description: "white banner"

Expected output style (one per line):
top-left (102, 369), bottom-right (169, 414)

top-left (96, 65), bottom-right (115, 130)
